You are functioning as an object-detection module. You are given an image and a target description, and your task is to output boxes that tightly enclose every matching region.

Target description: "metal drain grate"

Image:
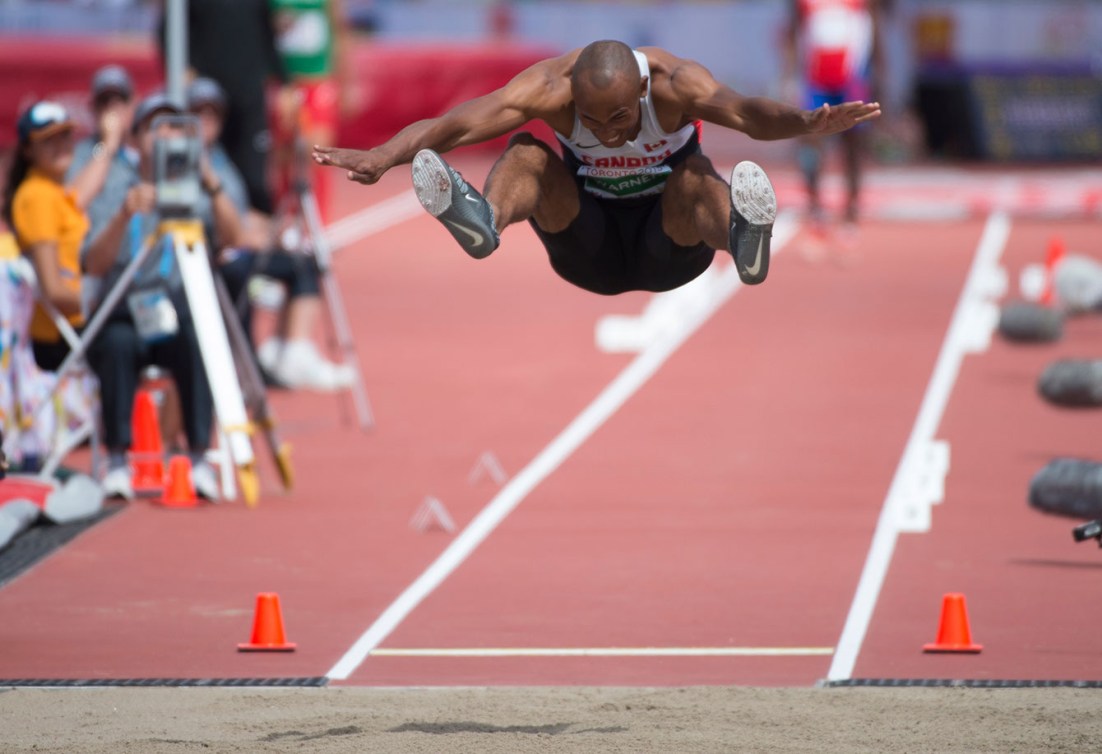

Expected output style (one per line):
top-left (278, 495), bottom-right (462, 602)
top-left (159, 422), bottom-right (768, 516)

top-left (0, 677), bottom-right (329, 687)
top-left (826, 678), bottom-right (1102, 688)
top-left (0, 504), bottom-right (123, 589)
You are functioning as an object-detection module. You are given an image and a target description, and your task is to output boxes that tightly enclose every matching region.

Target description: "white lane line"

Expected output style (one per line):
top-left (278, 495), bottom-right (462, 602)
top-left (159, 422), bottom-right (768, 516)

top-left (371, 646), bottom-right (833, 658)
top-left (826, 211), bottom-right (1011, 682)
top-left (326, 213), bottom-right (800, 681)
top-left (326, 190), bottom-right (424, 251)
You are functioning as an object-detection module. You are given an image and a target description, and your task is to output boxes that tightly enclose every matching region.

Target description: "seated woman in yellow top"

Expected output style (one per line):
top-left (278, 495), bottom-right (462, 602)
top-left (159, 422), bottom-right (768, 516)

top-left (2, 100), bottom-right (125, 371)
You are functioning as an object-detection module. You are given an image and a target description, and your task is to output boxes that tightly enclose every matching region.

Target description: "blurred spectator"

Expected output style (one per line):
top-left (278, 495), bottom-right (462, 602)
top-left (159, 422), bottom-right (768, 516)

top-left (67, 65), bottom-right (139, 247)
top-left (188, 77), bottom-right (353, 392)
top-left (783, 0), bottom-right (887, 227)
top-left (158, 0), bottom-right (293, 219)
top-left (271, 0), bottom-right (357, 224)
top-left (3, 102), bottom-right (87, 373)
top-left (80, 92), bottom-right (237, 500)
top-left (1, 101), bottom-right (113, 471)
top-left (2, 100), bottom-right (123, 371)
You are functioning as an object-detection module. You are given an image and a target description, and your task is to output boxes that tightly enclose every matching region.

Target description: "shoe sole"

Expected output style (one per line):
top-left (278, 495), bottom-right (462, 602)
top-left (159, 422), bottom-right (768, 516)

top-left (412, 149), bottom-right (453, 218)
top-left (411, 148), bottom-right (498, 259)
top-left (730, 161), bottom-right (776, 285)
top-left (730, 161), bottom-right (777, 226)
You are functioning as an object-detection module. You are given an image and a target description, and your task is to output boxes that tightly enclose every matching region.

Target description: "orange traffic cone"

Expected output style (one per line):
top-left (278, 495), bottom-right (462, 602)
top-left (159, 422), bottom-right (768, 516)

top-left (130, 390), bottom-right (165, 496)
top-left (157, 455), bottom-right (198, 508)
top-left (1040, 235), bottom-right (1066, 305)
top-left (238, 593), bottom-right (297, 651)
top-left (923, 593), bottom-right (983, 653)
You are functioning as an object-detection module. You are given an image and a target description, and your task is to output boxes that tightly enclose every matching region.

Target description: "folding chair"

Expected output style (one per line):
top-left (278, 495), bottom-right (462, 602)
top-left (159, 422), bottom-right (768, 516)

top-left (5, 227), bottom-right (204, 493)
top-left (0, 256), bottom-right (100, 481)
top-left (31, 285), bottom-right (102, 481)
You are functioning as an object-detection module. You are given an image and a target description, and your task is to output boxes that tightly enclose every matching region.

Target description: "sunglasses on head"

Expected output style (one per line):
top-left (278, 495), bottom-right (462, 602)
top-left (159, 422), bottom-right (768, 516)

top-left (28, 101), bottom-right (69, 128)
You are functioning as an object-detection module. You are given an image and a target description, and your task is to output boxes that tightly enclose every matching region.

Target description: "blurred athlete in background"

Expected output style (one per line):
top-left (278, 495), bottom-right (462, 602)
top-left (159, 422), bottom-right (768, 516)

top-left (271, 0), bottom-right (356, 224)
top-left (784, 0), bottom-right (887, 228)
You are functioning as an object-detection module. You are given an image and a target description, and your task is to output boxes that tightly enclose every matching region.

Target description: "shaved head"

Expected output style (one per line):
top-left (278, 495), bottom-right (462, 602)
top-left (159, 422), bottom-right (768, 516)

top-left (571, 40), bottom-right (638, 95)
top-left (570, 40), bottom-right (647, 148)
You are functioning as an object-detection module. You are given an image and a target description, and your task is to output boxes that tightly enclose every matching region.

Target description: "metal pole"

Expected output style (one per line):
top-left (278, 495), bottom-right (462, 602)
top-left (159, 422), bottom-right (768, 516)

top-left (165, 0), bottom-right (188, 108)
top-left (299, 166), bottom-right (376, 431)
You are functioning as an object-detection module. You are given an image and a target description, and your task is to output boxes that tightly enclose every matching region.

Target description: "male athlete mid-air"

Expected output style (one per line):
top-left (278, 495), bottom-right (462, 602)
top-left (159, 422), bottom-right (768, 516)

top-left (314, 40), bottom-right (879, 295)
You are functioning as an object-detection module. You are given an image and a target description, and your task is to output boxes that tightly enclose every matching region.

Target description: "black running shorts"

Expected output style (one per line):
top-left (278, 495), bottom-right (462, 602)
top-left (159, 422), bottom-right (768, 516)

top-left (530, 194), bottom-right (714, 295)
top-left (529, 137), bottom-right (714, 295)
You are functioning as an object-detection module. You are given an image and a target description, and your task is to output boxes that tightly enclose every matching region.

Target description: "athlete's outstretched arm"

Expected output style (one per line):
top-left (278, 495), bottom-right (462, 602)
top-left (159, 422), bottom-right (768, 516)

top-left (662, 54), bottom-right (880, 141)
top-left (313, 62), bottom-right (556, 185)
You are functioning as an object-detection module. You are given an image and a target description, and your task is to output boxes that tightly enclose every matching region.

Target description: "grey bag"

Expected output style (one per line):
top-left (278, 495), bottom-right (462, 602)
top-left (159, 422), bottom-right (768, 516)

top-left (1029, 458), bottom-right (1102, 519)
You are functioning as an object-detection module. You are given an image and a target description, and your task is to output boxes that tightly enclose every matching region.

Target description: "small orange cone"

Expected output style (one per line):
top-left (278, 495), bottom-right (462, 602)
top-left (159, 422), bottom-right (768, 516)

top-left (238, 593), bottom-right (296, 651)
top-left (130, 390), bottom-right (165, 495)
top-left (1040, 235), bottom-right (1066, 305)
top-left (923, 593), bottom-right (983, 653)
top-left (157, 455), bottom-right (198, 508)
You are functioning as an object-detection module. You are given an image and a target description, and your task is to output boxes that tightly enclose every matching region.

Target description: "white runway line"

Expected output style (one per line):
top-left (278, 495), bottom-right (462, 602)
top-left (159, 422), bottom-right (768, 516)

top-left (370, 646), bottom-right (833, 658)
top-left (326, 213), bottom-right (800, 681)
top-left (826, 211), bottom-right (1011, 682)
top-left (325, 190), bottom-right (424, 251)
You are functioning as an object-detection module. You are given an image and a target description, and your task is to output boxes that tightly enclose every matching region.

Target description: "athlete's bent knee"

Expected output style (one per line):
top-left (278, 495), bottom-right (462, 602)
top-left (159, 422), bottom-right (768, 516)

top-left (506, 131), bottom-right (551, 151)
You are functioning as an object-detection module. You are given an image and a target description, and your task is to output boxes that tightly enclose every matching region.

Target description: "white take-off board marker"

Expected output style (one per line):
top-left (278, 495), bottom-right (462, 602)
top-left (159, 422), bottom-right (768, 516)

top-left (410, 496), bottom-right (457, 533)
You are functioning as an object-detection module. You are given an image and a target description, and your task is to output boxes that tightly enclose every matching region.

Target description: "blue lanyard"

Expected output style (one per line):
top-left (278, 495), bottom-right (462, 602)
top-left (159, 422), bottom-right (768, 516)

top-left (127, 214), bottom-right (173, 280)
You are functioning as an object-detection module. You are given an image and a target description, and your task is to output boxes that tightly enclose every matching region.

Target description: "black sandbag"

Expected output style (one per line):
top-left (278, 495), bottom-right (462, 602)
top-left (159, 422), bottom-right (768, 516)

top-left (1038, 359), bottom-right (1102, 407)
top-left (997, 301), bottom-right (1064, 343)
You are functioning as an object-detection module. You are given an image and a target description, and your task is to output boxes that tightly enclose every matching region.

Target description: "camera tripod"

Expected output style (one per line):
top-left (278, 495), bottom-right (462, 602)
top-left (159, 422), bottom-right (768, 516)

top-left (167, 218), bottom-right (296, 504)
top-left (37, 216), bottom-right (294, 506)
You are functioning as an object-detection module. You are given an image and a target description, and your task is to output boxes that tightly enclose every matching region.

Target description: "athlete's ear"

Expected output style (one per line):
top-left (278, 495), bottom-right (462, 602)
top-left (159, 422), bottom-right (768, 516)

top-left (639, 75), bottom-right (649, 99)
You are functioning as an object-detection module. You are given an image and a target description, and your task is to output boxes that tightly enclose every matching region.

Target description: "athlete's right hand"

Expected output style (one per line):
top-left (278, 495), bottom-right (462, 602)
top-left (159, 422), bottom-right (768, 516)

top-left (312, 145), bottom-right (387, 185)
top-left (807, 100), bottom-right (881, 136)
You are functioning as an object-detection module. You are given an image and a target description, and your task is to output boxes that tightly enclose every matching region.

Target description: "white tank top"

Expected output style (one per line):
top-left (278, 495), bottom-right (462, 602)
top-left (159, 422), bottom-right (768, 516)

top-left (559, 50), bottom-right (699, 200)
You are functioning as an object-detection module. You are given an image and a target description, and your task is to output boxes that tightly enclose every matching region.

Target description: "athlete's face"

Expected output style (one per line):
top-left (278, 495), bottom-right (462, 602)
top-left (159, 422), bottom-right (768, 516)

top-left (574, 75), bottom-right (647, 148)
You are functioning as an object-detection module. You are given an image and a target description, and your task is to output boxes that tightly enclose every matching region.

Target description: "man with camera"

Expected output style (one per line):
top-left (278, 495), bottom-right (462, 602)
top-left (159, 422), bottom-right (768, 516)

top-left (82, 92), bottom-right (241, 501)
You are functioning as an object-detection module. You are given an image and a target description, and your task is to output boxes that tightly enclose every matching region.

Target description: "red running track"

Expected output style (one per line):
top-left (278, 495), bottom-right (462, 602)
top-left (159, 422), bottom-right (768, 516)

top-left (0, 151), bottom-right (1100, 686)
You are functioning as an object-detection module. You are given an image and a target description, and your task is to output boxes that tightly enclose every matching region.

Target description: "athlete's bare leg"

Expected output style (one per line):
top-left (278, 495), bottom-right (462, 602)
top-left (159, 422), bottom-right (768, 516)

top-left (663, 152), bottom-right (776, 285)
top-left (840, 128), bottom-right (862, 223)
top-left (412, 134), bottom-right (579, 260)
top-left (797, 135), bottom-right (826, 223)
top-left (483, 132), bottom-right (580, 234)
top-left (660, 153), bottom-right (731, 250)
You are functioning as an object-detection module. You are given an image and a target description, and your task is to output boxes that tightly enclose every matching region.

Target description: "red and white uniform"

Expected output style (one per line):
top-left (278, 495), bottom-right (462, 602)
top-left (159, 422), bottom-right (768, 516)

top-left (796, 0), bottom-right (874, 91)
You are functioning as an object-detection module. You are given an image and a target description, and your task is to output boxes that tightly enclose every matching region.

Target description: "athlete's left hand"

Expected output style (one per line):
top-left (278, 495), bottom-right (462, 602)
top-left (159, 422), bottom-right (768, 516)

top-left (807, 101), bottom-right (881, 136)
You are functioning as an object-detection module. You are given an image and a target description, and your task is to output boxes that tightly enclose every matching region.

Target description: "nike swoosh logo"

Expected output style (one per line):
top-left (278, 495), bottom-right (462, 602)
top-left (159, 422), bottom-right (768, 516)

top-left (744, 237), bottom-right (764, 276)
top-left (443, 218), bottom-right (484, 248)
